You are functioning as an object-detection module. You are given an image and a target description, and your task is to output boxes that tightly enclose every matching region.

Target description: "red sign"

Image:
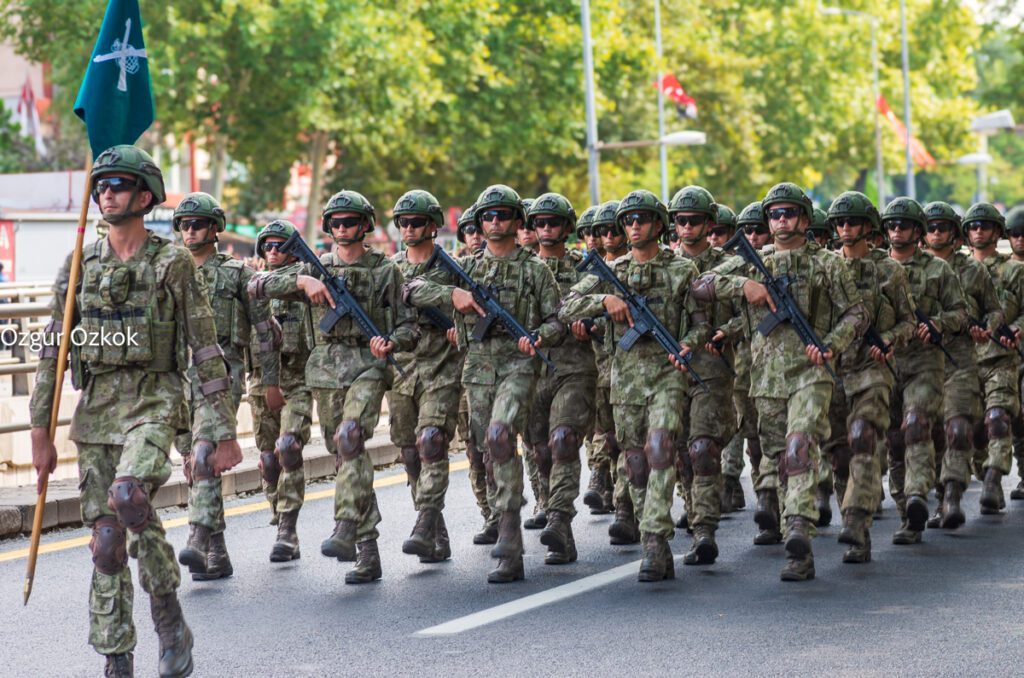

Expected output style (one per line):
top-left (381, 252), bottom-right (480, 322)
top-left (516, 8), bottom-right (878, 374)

top-left (0, 221), bottom-right (14, 282)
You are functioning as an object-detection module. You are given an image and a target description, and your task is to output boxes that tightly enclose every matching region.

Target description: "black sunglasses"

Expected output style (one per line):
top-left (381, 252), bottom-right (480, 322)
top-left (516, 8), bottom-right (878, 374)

top-left (462, 225), bottom-right (482, 236)
top-left (1008, 229), bottom-right (1024, 238)
top-left (965, 220), bottom-right (995, 232)
top-left (709, 226), bottom-right (732, 238)
top-left (884, 219), bottom-right (915, 231)
top-left (925, 220), bottom-right (956, 234)
top-left (532, 216), bottom-right (568, 230)
top-left (328, 216), bottom-right (365, 229)
top-left (578, 225), bottom-right (594, 237)
top-left (767, 207), bottom-right (801, 221)
top-left (595, 224), bottom-right (623, 238)
top-left (830, 216), bottom-right (869, 229)
top-left (743, 224), bottom-right (770, 236)
top-left (619, 211), bottom-right (655, 227)
top-left (672, 214), bottom-right (708, 227)
top-left (261, 241), bottom-right (285, 253)
top-left (397, 215), bottom-right (431, 229)
top-left (480, 208), bottom-right (516, 223)
top-left (177, 218), bottom-right (213, 232)
top-left (92, 176), bottom-right (139, 202)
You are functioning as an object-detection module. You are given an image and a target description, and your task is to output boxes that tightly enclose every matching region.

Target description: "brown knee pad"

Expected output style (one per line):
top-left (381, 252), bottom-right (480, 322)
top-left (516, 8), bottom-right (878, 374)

top-left (849, 419), bottom-right (878, 457)
top-left (486, 422), bottom-right (515, 465)
top-left (783, 432), bottom-right (814, 478)
top-left (986, 407), bottom-right (1011, 440)
top-left (624, 448), bottom-right (649, 488)
top-left (550, 426), bottom-right (580, 465)
top-left (90, 515), bottom-right (127, 575)
top-left (334, 420), bottom-right (364, 464)
top-left (944, 416), bottom-right (972, 451)
top-left (276, 433), bottom-right (304, 471)
top-left (417, 426), bottom-right (447, 464)
top-left (107, 476), bottom-right (151, 534)
top-left (688, 437), bottom-right (722, 477)
top-left (400, 446), bottom-right (420, 482)
top-left (259, 450), bottom-right (281, 486)
top-left (902, 409), bottom-right (931, 445)
top-left (644, 428), bottom-right (675, 471)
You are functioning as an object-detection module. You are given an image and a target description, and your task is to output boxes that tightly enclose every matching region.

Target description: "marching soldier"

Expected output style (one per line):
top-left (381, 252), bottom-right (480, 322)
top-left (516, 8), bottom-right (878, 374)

top-left (1007, 205), bottom-right (1024, 500)
top-left (708, 204), bottom-right (737, 250)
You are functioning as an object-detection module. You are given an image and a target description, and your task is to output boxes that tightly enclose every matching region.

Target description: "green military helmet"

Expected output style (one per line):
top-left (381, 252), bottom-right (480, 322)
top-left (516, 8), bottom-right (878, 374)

top-left (256, 219), bottom-right (299, 260)
top-left (173, 192), bottom-right (226, 232)
top-left (457, 203), bottom-right (478, 244)
top-left (576, 205), bottom-right (599, 238)
top-left (807, 207), bottom-right (831, 243)
top-left (321, 189), bottom-right (376, 234)
top-left (91, 144), bottom-right (166, 215)
top-left (762, 182), bottom-right (813, 220)
top-left (616, 189), bottom-right (669, 246)
top-left (716, 204), bottom-right (737, 230)
top-left (829, 191), bottom-right (880, 230)
top-left (594, 199), bottom-right (621, 227)
top-left (923, 201), bottom-right (962, 238)
top-left (668, 185), bottom-right (717, 218)
top-left (736, 201), bottom-right (765, 227)
top-left (1007, 205), bottom-right (1024, 235)
top-left (394, 189), bottom-right (444, 228)
top-left (962, 202), bottom-right (1006, 236)
top-left (881, 197), bottom-right (926, 230)
top-left (521, 198), bottom-right (535, 215)
top-left (474, 184), bottom-right (526, 225)
top-left (527, 192), bottom-right (577, 244)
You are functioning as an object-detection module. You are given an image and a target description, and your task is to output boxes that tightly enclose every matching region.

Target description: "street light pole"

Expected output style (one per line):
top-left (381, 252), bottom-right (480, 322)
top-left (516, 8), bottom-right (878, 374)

top-left (869, 17), bottom-right (884, 205)
top-left (899, 0), bottom-right (915, 199)
top-left (654, 0), bottom-right (669, 203)
top-left (581, 0), bottom-right (601, 205)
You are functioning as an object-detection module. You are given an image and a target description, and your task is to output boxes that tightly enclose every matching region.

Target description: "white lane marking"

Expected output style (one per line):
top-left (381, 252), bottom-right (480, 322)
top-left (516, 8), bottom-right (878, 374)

top-left (415, 558), bottom-right (650, 636)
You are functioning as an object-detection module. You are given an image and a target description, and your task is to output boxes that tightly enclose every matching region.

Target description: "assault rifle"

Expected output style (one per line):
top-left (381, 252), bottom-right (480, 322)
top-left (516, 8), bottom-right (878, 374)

top-left (864, 326), bottom-right (898, 379)
top-left (575, 249), bottom-right (709, 393)
top-left (722, 229), bottom-right (842, 385)
top-left (280, 230), bottom-right (404, 375)
top-left (425, 245), bottom-right (556, 372)
top-left (913, 309), bottom-right (958, 368)
top-left (420, 306), bottom-right (455, 332)
top-left (969, 316), bottom-right (1023, 358)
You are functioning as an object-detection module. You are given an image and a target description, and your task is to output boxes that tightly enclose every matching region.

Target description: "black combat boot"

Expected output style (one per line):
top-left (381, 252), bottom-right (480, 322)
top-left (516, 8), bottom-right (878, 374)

top-left (150, 593), bottom-right (193, 678)
top-left (540, 509), bottom-right (570, 554)
top-left (177, 524), bottom-right (210, 574)
top-left (814, 485), bottom-right (833, 527)
top-left (472, 515), bottom-right (499, 545)
top-left (544, 521), bottom-right (578, 565)
top-left (320, 519), bottom-right (358, 561)
top-left (674, 510), bottom-right (689, 531)
top-left (420, 512), bottom-right (451, 563)
top-left (905, 494), bottom-right (929, 532)
top-left (104, 652), bottom-right (133, 678)
top-left (940, 481), bottom-right (965, 529)
top-left (637, 533), bottom-right (674, 582)
top-left (270, 509), bottom-right (301, 562)
top-left (682, 525), bottom-right (718, 565)
top-left (402, 507), bottom-right (440, 558)
top-left (345, 540), bottom-right (382, 584)
top-left (194, 532), bottom-right (232, 581)
top-left (608, 500), bottom-right (640, 545)
top-left (980, 467), bottom-right (1005, 514)
top-left (523, 495), bottom-right (548, 530)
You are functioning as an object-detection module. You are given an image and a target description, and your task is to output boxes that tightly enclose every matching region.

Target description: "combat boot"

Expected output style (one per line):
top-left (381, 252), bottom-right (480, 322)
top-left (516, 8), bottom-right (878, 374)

top-left (837, 508), bottom-right (868, 548)
top-left (487, 551), bottom-right (525, 583)
top-left (905, 494), bottom-right (929, 532)
top-left (544, 521), bottom-right (578, 565)
top-left (731, 475), bottom-right (746, 510)
top-left (320, 519), bottom-right (358, 561)
top-left (583, 463), bottom-right (611, 514)
top-left (784, 516), bottom-right (813, 560)
top-left (402, 507), bottom-right (440, 558)
top-left (540, 509), bottom-right (570, 554)
top-left (720, 482), bottom-right (736, 514)
top-left (842, 531), bottom-right (871, 564)
top-left (980, 467), bottom-right (1005, 514)
top-left (608, 502), bottom-right (640, 545)
top-left (472, 515), bottom-right (499, 545)
top-left (682, 525), bottom-right (718, 566)
top-left (1010, 479), bottom-right (1024, 501)
top-left (674, 510), bottom-right (689, 531)
top-left (721, 475), bottom-right (742, 513)
top-left (194, 531), bottom-right (232, 581)
top-left (104, 652), bottom-right (133, 678)
top-left (420, 512), bottom-right (451, 563)
top-left (177, 524), bottom-right (211, 574)
top-left (345, 540), bottom-right (382, 584)
top-left (149, 593), bottom-right (193, 678)
top-left (491, 512), bottom-right (523, 560)
top-left (523, 500), bottom-right (547, 530)
top-left (815, 485), bottom-right (833, 527)
top-left (780, 553), bottom-right (815, 581)
top-left (270, 510), bottom-right (300, 562)
top-left (926, 507), bottom-right (943, 530)
top-left (940, 481), bottom-right (965, 529)
top-left (892, 520), bottom-right (922, 545)
top-left (754, 489), bottom-right (780, 533)
top-left (637, 533), bottom-right (674, 582)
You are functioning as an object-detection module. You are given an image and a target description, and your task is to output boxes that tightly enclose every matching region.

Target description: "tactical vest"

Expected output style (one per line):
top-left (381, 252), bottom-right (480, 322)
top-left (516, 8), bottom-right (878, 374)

top-left (316, 250), bottom-right (395, 343)
top-left (76, 236), bottom-right (182, 374)
top-left (205, 256), bottom-right (250, 350)
top-left (609, 252), bottom-right (686, 352)
top-left (902, 251), bottom-right (943, 318)
top-left (461, 250), bottom-right (546, 342)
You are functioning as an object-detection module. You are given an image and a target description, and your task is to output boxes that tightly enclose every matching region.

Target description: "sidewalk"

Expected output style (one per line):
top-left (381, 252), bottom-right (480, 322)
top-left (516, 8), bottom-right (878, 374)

top-left (0, 423), bottom-right (402, 538)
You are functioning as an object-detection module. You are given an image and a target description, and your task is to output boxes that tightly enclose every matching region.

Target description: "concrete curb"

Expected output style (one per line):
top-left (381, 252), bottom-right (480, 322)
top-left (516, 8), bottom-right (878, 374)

top-left (0, 434), bottom-right (399, 538)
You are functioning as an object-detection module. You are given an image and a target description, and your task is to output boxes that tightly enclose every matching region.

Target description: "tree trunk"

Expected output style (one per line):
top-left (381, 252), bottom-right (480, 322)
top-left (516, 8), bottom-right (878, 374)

top-left (209, 133), bottom-right (228, 201)
top-left (304, 129), bottom-right (329, 243)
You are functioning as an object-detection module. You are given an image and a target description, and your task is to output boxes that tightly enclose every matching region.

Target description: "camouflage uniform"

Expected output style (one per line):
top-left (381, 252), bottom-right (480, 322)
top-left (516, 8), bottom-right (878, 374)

top-left (697, 183), bottom-right (866, 580)
top-left (406, 184), bottom-right (564, 583)
top-left (30, 144), bottom-right (236, 673)
top-left (252, 190), bottom-right (417, 584)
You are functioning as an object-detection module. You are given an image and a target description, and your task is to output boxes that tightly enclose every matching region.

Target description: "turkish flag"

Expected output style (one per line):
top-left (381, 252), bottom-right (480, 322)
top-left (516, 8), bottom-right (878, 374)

top-left (657, 74), bottom-right (698, 119)
top-left (877, 95), bottom-right (936, 169)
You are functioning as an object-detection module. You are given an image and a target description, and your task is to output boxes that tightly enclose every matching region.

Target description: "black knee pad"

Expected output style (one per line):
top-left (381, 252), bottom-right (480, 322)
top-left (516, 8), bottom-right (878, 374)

top-left (644, 428), bottom-right (675, 471)
top-left (107, 476), bottom-right (151, 534)
top-left (259, 450), bottom-right (281, 485)
top-left (624, 448), bottom-right (649, 488)
top-left (550, 426), bottom-right (580, 464)
top-left (945, 416), bottom-right (971, 451)
top-left (417, 426), bottom-right (447, 464)
top-left (334, 420), bottom-right (364, 462)
top-left (486, 422), bottom-right (515, 464)
top-left (902, 410), bottom-right (931, 445)
top-left (986, 407), bottom-right (1011, 439)
top-left (191, 440), bottom-right (216, 481)
top-left (688, 437), bottom-right (722, 476)
top-left (276, 433), bottom-right (304, 471)
top-left (90, 515), bottom-right (127, 576)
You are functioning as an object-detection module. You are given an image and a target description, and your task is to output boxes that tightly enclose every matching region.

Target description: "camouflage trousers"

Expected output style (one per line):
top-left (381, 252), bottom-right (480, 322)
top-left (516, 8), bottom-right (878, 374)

top-left (387, 373), bottom-right (461, 511)
top-left (974, 359), bottom-right (1020, 475)
top-left (614, 382), bottom-right (686, 539)
top-left (933, 355), bottom-right (984, 488)
top-left (76, 423), bottom-right (179, 656)
top-left (828, 381), bottom-right (889, 525)
top-left (250, 387), bottom-right (313, 517)
top-left (459, 389), bottom-right (490, 521)
top-left (464, 367), bottom-right (536, 514)
top-left (315, 373), bottom-right (389, 543)
top-left (1014, 363), bottom-right (1024, 480)
top-left (678, 373), bottom-right (736, 531)
top-left (754, 380), bottom-right (833, 529)
top-left (722, 357), bottom-right (757, 483)
top-left (587, 384), bottom-right (615, 469)
top-left (525, 370), bottom-right (597, 518)
top-left (888, 368), bottom-right (944, 511)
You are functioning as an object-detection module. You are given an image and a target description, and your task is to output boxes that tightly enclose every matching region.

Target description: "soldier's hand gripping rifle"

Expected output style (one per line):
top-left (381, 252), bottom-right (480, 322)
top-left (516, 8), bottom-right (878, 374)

top-left (280, 230), bottom-right (405, 375)
top-left (575, 249), bottom-right (709, 393)
top-left (969, 316), bottom-right (1024, 359)
top-left (722, 229), bottom-right (842, 386)
top-left (913, 309), bottom-right (958, 369)
top-left (425, 245), bottom-right (556, 372)
top-left (864, 326), bottom-right (898, 380)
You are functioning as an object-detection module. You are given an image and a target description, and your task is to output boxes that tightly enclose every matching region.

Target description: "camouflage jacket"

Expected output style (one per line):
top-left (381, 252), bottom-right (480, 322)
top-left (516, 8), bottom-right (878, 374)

top-left (249, 261), bottom-right (313, 396)
top-left (391, 249), bottom-right (464, 396)
top-left (30, 232), bottom-right (237, 444)
top-left (559, 248), bottom-right (701, 405)
top-left (678, 245), bottom-right (741, 378)
top-left (405, 245), bottom-right (565, 382)
top-left (709, 242), bottom-right (867, 398)
top-left (539, 249), bottom-right (597, 377)
top-left (252, 246), bottom-right (418, 390)
top-left (893, 248), bottom-right (968, 375)
top-left (975, 251), bottom-right (1024, 366)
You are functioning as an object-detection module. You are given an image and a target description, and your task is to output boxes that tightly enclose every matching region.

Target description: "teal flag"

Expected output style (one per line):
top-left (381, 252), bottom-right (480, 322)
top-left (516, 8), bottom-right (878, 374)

top-left (74, 0), bottom-right (154, 159)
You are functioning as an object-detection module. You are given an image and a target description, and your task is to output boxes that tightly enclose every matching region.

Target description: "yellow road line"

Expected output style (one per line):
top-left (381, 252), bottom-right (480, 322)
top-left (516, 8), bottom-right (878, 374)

top-left (0, 459), bottom-right (469, 564)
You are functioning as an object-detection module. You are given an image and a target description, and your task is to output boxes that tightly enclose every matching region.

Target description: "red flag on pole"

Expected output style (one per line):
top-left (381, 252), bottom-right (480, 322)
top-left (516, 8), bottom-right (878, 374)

top-left (877, 95), bottom-right (936, 169)
top-left (657, 73), bottom-right (698, 119)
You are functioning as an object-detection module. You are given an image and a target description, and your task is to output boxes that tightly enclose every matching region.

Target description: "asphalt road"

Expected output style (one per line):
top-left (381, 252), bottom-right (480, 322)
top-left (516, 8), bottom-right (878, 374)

top-left (3, 460), bottom-right (1023, 677)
